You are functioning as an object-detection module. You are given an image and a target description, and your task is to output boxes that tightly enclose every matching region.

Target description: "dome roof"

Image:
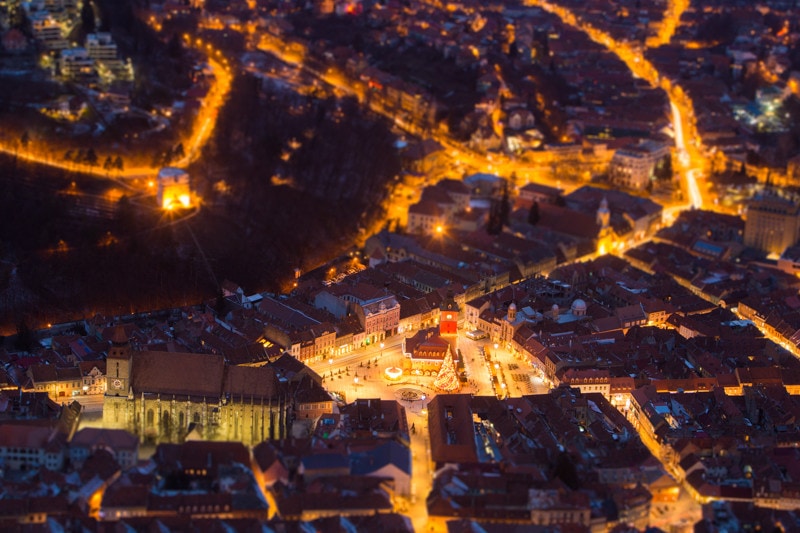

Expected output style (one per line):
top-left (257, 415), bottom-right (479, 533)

top-left (509, 302), bottom-right (517, 311)
top-left (571, 299), bottom-right (587, 312)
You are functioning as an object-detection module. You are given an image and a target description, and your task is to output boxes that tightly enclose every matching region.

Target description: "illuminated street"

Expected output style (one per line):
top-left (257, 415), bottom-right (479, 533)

top-left (0, 40), bottom-right (231, 193)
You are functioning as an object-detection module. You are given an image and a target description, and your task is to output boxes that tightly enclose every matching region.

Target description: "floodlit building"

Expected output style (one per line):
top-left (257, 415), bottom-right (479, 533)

top-left (744, 193), bottom-right (800, 256)
top-left (103, 327), bottom-right (292, 446)
top-left (85, 32), bottom-right (117, 61)
top-left (608, 140), bottom-right (671, 190)
top-left (30, 13), bottom-right (68, 50)
top-left (156, 167), bottom-right (191, 209)
top-left (86, 31), bottom-right (127, 77)
top-left (59, 47), bottom-right (94, 80)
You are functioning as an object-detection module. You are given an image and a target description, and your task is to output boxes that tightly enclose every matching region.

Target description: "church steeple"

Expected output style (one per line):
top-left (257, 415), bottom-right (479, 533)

top-left (507, 302), bottom-right (517, 323)
top-left (596, 196), bottom-right (610, 229)
top-left (106, 325), bottom-right (132, 397)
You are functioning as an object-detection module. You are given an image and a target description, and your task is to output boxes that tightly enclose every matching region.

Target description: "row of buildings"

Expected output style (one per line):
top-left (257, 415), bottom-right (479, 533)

top-left (0, 388), bottom-right (414, 530)
top-left (569, 0), bottom-right (800, 179)
top-left (239, 0), bottom-right (676, 178)
top-left (4, 200), bottom-right (800, 528)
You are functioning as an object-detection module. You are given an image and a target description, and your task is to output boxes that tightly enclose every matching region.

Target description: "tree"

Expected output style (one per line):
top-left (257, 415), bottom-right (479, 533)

top-left (167, 33), bottom-right (184, 60)
top-left (115, 195), bottom-right (136, 233)
top-left (103, 156), bottom-right (114, 170)
top-left (528, 201), bottom-right (540, 225)
top-left (487, 199), bottom-right (502, 235)
top-left (214, 288), bottom-right (226, 316)
top-left (14, 319), bottom-right (37, 353)
top-left (552, 451), bottom-right (581, 490)
top-left (85, 148), bottom-right (98, 166)
top-left (507, 40), bottom-right (518, 60)
top-left (498, 182), bottom-right (510, 227)
top-left (114, 155), bottom-right (124, 170)
top-left (654, 155), bottom-right (672, 181)
top-left (81, 0), bottom-right (96, 34)
top-left (20, 131), bottom-right (29, 148)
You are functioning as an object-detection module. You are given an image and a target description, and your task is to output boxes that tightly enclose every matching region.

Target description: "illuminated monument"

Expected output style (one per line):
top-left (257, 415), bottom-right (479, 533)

top-left (103, 327), bottom-right (291, 445)
top-left (156, 167), bottom-right (192, 209)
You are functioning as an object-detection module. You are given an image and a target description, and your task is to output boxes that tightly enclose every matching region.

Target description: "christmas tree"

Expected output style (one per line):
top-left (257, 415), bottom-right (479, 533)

top-left (434, 349), bottom-right (460, 392)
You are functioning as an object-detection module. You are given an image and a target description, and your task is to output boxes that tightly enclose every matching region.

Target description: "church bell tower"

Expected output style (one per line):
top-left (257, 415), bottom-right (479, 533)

top-left (106, 325), bottom-right (132, 397)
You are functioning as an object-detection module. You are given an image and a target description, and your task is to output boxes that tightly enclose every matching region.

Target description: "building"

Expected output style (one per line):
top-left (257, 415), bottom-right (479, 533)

top-left (59, 47), bottom-right (95, 81)
top-left (78, 361), bottom-right (106, 395)
top-left (86, 32), bottom-right (127, 78)
top-left (402, 328), bottom-right (453, 375)
top-left (355, 295), bottom-right (400, 345)
top-left (438, 290), bottom-right (459, 336)
top-left (27, 364), bottom-right (83, 402)
top-left (103, 327), bottom-right (291, 445)
top-left (30, 13), bottom-right (68, 50)
top-left (0, 423), bottom-right (67, 471)
top-left (85, 32), bottom-right (118, 61)
top-left (608, 140), bottom-right (671, 190)
top-left (99, 440), bottom-right (268, 522)
top-left (515, 182), bottom-right (564, 209)
top-left (69, 427), bottom-right (138, 469)
top-left (2, 28), bottom-right (28, 53)
top-left (156, 167), bottom-right (191, 209)
top-left (744, 193), bottom-right (800, 256)
top-left (406, 200), bottom-right (445, 235)
top-left (350, 440), bottom-right (412, 496)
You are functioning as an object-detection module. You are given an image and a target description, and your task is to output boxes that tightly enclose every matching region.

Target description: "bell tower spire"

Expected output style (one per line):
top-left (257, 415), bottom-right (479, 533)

top-left (106, 325), bottom-right (132, 397)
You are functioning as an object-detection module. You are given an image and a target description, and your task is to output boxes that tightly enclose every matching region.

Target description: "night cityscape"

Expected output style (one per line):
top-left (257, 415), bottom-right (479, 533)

top-left (1, 0), bottom-right (800, 530)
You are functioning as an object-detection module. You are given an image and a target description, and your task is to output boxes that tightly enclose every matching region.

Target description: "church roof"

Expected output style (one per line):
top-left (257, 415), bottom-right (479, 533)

top-left (131, 351), bottom-right (225, 398)
top-left (223, 365), bottom-right (278, 400)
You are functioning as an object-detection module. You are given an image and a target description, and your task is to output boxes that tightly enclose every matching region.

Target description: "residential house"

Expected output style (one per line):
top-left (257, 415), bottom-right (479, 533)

top-left (69, 427), bottom-right (138, 469)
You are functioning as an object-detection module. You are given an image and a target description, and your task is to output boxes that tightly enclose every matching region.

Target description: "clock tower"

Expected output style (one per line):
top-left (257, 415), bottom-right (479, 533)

top-left (106, 325), bottom-right (132, 397)
top-left (439, 289), bottom-right (459, 336)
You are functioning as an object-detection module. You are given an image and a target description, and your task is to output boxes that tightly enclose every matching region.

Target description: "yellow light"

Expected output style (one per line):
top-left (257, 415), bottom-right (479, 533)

top-left (436, 225), bottom-right (443, 234)
top-left (179, 194), bottom-right (191, 207)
